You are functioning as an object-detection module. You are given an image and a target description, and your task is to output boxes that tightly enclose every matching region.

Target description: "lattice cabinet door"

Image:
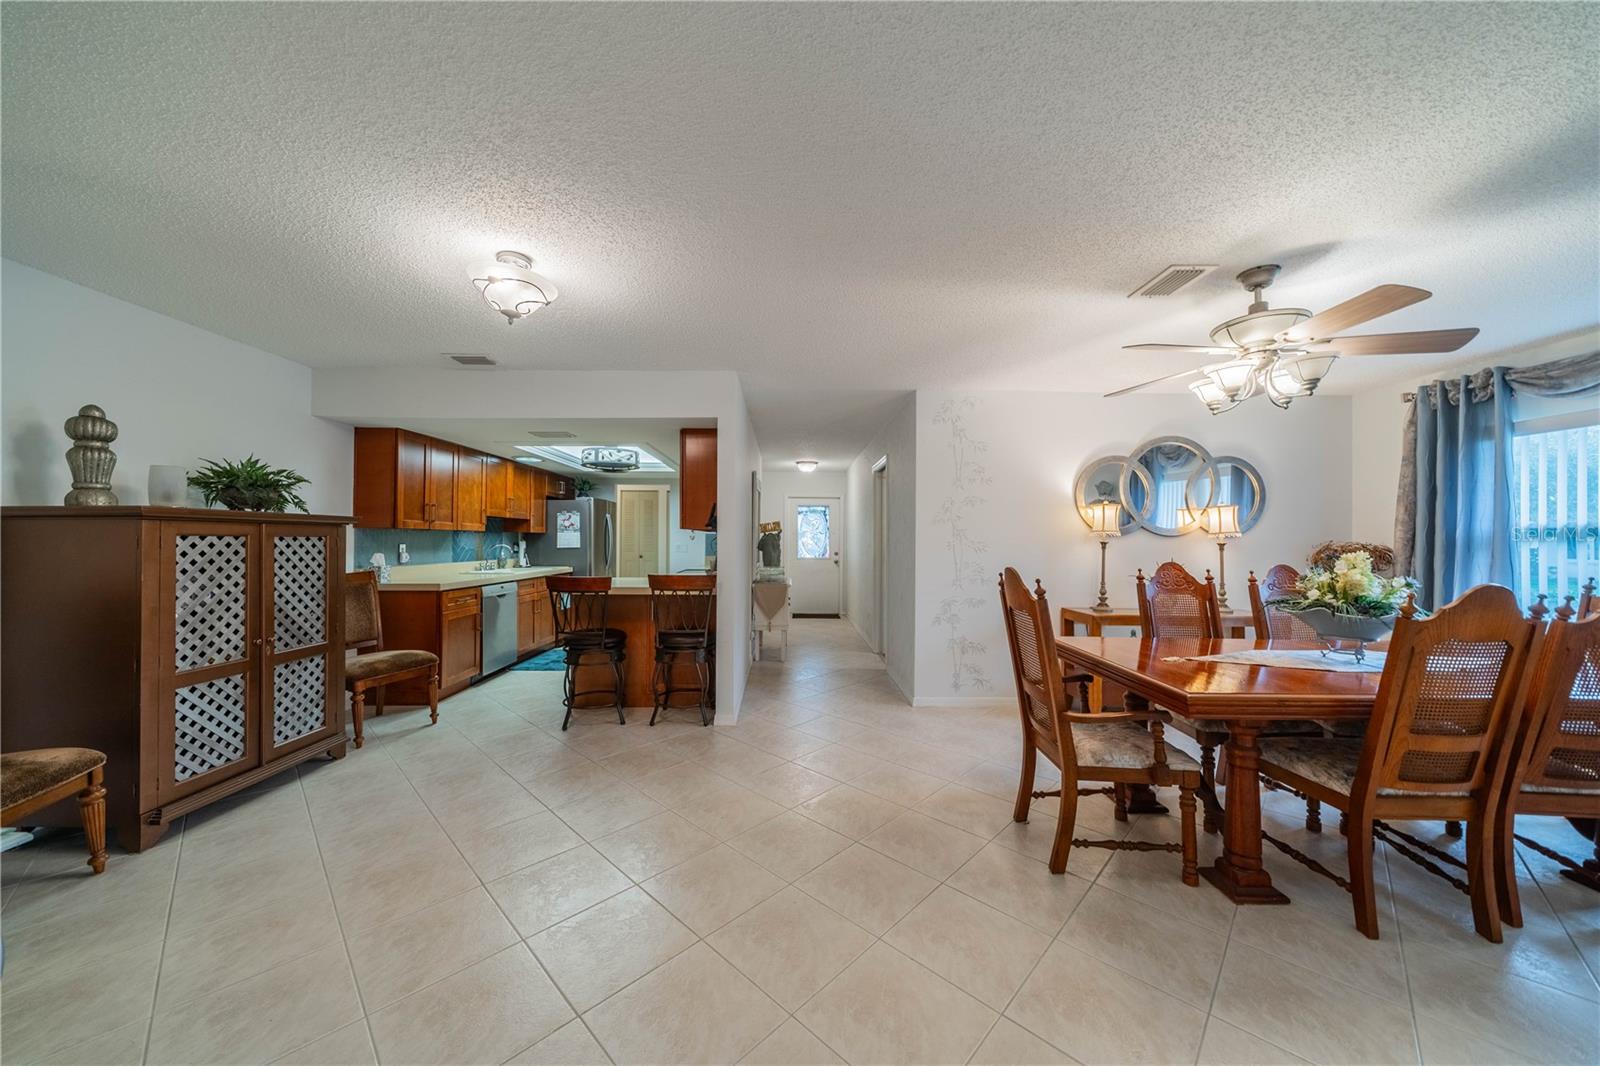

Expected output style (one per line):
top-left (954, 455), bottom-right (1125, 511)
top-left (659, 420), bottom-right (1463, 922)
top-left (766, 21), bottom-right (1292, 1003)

top-left (263, 525), bottom-right (343, 758)
top-left (156, 521), bottom-right (263, 803)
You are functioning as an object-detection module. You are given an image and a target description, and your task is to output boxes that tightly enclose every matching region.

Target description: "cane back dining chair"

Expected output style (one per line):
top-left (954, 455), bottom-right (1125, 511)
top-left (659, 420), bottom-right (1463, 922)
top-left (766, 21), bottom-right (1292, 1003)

top-left (1248, 565), bottom-right (1321, 642)
top-left (1000, 568), bottom-right (1201, 882)
top-left (344, 570), bottom-right (439, 749)
top-left (1135, 562), bottom-right (1230, 830)
top-left (1256, 584), bottom-right (1542, 941)
top-left (1496, 604), bottom-right (1600, 917)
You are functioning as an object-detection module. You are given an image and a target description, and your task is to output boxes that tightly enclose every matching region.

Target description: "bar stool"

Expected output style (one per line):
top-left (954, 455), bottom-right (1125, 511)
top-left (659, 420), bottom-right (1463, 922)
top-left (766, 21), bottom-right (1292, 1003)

top-left (648, 575), bottom-right (716, 726)
top-left (547, 576), bottom-right (627, 730)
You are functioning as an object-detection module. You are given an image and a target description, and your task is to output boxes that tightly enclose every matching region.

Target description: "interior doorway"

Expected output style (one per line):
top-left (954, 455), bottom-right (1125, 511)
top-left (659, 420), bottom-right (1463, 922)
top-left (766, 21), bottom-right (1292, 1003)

top-left (616, 485), bottom-right (668, 578)
top-left (872, 457), bottom-right (888, 655)
top-left (787, 495), bottom-right (842, 616)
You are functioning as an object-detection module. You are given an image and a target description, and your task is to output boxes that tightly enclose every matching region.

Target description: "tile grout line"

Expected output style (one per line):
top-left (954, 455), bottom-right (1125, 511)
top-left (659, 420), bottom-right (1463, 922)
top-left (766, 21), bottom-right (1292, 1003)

top-left (139, 818), bottom-right (187, 1066)
top-left (1190, 894), bottom-right (1241, 1065)
top-left (1383, 843), bottom-right (1427, 1066)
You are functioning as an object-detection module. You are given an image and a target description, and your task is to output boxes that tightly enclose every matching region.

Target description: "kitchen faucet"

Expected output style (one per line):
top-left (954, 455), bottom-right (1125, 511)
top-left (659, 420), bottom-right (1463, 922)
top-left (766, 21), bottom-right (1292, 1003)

top-left (481, 542), bottom-right (515, 570)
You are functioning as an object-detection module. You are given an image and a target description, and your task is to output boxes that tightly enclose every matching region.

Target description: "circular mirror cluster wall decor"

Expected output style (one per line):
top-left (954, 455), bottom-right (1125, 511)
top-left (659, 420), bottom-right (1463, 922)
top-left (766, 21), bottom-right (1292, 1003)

top-left (1074, 437), bottom-right (1265, 538)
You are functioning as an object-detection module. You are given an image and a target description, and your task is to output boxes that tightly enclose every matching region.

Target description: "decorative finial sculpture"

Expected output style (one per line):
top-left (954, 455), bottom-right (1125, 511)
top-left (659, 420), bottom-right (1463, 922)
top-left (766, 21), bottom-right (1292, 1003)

top-left (63, 404), bottom-right (119, 506)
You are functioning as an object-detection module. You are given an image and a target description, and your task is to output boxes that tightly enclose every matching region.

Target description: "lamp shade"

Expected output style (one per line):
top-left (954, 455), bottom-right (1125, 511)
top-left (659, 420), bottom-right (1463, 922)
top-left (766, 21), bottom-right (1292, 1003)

top-left (1202, 503), bottom-right (1242, 537)
top-left (1084, 498), bottom-right (1123, 536)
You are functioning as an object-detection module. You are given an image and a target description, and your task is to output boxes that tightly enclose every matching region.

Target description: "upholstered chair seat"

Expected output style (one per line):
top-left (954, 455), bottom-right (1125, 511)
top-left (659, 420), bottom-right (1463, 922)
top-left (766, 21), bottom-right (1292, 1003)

top-left (1076, 721), bottom-right (1201, 772)
top-left (345, 649), bottom-right (439, 682)
top-left (1, 748), bottom-right (105, 809)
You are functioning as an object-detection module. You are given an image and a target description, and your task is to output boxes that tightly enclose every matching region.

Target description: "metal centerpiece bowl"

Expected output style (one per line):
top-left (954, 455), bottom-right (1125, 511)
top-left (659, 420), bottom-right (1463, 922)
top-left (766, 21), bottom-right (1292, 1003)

top-left (1285, 607), bottom-right (1395, 663)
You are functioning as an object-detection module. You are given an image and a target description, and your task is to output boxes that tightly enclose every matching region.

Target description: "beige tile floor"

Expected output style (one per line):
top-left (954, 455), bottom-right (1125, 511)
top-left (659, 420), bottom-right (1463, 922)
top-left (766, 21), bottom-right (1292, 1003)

top-left (2, 619), bottom-right (1596, 1065)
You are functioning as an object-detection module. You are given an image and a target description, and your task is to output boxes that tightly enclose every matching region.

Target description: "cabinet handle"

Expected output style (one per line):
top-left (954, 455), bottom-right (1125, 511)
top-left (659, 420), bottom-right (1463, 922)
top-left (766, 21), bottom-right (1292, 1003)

top-left (252, 637), bottom-right (263, 647)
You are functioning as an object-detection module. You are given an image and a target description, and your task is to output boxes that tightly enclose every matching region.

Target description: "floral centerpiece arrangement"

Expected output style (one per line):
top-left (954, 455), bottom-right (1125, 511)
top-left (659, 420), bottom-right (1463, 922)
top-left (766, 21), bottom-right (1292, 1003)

top-left (1268, 550), bottom-right (1422, 659)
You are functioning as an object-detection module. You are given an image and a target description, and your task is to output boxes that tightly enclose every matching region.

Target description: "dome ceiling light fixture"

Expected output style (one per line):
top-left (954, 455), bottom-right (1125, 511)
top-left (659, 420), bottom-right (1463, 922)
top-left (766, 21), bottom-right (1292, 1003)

top-left (1107, 264), bottom-right (1479, 414)
top-left (472, 250), bottom-right (558, 325)
top-left (795, 460), bottom-right (819, 473)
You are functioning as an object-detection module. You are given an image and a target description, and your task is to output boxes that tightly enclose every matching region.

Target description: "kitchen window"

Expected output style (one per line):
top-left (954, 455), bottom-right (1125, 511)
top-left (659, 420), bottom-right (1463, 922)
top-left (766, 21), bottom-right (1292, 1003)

top-left (1511, 409), bottom-right (1599, 610)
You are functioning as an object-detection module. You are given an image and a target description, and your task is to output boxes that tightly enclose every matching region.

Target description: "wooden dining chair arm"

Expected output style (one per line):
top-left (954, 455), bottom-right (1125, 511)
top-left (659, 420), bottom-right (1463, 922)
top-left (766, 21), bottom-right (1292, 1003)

top-left (1063, 710), bottom-right (1140, 723)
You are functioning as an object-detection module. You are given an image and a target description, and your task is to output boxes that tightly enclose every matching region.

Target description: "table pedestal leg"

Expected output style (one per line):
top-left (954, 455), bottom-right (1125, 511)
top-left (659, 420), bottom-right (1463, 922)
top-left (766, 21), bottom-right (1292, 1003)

top-left (1199, 722), bottom-right (1290, 904)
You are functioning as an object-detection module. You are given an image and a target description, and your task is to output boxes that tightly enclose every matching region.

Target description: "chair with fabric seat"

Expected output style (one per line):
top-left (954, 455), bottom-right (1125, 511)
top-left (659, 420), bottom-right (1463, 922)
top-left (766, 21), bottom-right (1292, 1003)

top-left (999, 568), bottom-right (1201, 881)
top-left (648, 574), bottom-right (716, 726)
top-left (548, 575), bottom-right (627, 730)
top-left (1, 748), bottom-right (108, 874)
top-left (1256, 584), bottom-right (1541, 941)
top-left (1248, 565), bottom-right (1322, 642)
top-left (1495, 604), bottom-right (1600, 915)
top-left (1136, 562), bottom-right (1231, 830)
top-left (344, 570), bottom-right (439, 749)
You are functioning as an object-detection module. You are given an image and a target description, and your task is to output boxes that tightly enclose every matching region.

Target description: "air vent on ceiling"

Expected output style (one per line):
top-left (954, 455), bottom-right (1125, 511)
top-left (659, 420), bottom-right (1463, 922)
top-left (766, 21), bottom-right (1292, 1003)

top-left (1128, 265), bottom-right (1217, 298)
top-left (446, 353), bottom-right (496, 366)
top-left (528, 430), bottom-right (577, 439)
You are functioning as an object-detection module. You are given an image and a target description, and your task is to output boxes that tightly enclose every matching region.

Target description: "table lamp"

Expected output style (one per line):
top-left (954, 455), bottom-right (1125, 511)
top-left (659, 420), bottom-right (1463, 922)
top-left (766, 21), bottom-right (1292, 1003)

top-left (1199, 503), bottom-right (1242, 609)
top-left (1085, 499), bottom-right (1123, 613)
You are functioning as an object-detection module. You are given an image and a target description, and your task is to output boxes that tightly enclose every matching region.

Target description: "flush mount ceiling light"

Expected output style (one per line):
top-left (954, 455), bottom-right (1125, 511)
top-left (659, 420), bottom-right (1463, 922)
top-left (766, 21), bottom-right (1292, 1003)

top-left (795, 460), bottom-right (819, 473)
top-left (1108, 264), bottom-right (1479, 414)
top-left (580, 447), bottom-right (640, 472)
top-left (472, 250), bottom-right (557, 325)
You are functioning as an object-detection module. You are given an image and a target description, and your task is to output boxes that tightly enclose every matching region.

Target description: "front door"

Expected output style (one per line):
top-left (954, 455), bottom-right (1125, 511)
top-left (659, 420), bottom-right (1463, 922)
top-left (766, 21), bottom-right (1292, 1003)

top-left (789, 496), bottom-right (841, 616)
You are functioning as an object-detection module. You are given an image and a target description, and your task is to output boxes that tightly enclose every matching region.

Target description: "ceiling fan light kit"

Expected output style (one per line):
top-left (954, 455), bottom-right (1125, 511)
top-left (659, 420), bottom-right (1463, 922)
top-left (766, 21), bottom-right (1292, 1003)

top-left (1111, 264), bottom-right (1478, 414)
top-left (472, 250), bottom-right (558, 325)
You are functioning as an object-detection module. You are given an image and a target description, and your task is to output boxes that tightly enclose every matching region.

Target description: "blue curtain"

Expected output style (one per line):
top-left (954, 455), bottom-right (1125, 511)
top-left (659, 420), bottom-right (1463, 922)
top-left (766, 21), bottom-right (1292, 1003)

top-left (1407, 369), bottom-right (1513, 609)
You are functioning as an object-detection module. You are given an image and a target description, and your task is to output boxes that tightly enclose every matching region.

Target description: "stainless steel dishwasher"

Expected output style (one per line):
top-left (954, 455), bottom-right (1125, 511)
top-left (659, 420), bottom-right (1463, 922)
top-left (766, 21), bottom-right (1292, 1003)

top-left (480, 582), bottom-right (518, 676)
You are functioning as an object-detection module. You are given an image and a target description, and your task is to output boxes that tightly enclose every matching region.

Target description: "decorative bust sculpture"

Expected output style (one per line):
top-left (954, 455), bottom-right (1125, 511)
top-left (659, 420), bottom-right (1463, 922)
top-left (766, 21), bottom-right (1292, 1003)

top-left (63, 404), bottom-right (119, 506)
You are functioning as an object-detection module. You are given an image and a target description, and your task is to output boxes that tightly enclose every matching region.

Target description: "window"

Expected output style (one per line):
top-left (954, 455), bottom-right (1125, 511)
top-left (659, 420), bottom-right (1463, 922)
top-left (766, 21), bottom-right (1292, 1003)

top-left (796, 505), bottom-right (830, 560)
top-left (1512, 412), bottom-right (1599, 609)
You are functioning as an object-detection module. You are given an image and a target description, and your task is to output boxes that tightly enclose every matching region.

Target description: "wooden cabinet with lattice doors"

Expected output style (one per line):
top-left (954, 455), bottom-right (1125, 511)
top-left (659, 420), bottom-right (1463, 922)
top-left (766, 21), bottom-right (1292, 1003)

top-left (1, 507), bottom-right (351, 852)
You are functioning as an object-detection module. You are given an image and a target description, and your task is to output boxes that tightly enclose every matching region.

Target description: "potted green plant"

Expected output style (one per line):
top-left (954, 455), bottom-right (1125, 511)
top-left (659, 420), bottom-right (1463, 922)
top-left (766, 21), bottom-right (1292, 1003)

top-left (187, 456), bottom-right (311, 513)
top-left (574, 477), bottom-right (596, 498)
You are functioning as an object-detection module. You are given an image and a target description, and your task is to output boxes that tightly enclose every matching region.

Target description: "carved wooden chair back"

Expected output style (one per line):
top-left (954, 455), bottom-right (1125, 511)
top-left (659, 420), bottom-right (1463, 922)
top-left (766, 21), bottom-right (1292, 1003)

top-left (1137, 562), bottom-right (1224, 639)
top-left (344, 570), bottom-right (383, 652)
top-left (1512, 610), bottom-right (1600, 795)
top-left (1311, 541), bottom-right (1396, 577)
top-left (1355, 585), bottom-right (1540, 805)
top-left (1248, 564), bottom-right (1321, 642)
top-left (1578, 577), bottom-right (1598, 619)
top-left (648, 574), bottom-right (716, 649)
top-left (998, 568), bottom-right (1077, 775)
top-left (548, 575), bottom-right (613, 639)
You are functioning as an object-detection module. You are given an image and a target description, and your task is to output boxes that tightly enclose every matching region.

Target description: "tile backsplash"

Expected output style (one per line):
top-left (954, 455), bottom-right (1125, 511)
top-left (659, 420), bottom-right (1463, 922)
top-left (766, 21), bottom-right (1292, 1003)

top-left (354, 518), bottom-right (520, 567)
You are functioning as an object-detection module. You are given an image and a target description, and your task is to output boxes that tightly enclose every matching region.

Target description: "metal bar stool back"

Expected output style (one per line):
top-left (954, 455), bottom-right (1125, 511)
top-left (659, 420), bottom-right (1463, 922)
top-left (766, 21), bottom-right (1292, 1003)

top-left (547, 575), bottom-right (627, 729)
top-left (648, 575), bottom-right (716, 726)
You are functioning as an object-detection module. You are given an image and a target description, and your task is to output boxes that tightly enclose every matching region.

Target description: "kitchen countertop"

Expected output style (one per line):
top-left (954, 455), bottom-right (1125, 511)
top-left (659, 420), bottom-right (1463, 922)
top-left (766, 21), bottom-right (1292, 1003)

top-left (376, 563), bottom-right (573, 592)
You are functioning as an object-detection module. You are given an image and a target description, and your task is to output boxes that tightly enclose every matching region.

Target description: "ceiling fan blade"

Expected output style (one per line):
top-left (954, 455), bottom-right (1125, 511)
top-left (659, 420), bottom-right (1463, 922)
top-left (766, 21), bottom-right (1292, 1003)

top-left (1279, 284), bottom-right (1431, 343)
top-left (1304, 328), bottom-right (1479, 356)
top-left (1122, 343), bottom-right (1239, 356)
top-left (1104, 368), bottom-right (1203, 398)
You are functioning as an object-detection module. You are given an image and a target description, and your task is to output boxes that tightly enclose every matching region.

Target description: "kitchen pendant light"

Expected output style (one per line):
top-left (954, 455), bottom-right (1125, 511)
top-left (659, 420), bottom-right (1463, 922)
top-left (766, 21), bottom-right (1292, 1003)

top-left (472, 250), bottom-right (557, 324)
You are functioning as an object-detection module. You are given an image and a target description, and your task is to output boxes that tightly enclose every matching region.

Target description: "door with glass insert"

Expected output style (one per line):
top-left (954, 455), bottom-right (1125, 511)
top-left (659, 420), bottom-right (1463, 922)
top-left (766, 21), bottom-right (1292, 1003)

top-left (789, 497), bottom-right (842, 616)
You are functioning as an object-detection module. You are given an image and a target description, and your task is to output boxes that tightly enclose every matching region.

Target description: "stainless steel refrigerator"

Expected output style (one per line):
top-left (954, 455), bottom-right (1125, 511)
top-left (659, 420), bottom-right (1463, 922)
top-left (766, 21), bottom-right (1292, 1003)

top-left (527, 497), bottom-right (617, 577)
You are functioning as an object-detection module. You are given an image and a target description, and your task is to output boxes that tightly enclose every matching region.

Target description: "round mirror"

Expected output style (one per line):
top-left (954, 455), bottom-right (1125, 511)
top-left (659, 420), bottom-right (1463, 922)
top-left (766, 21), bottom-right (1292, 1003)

top-left (1187, 455), bottom-right (1266, 533)
top-left (1073, 454), bottom-right (1144, 534)
top-left (1121, 436), bottom-right (1211, 537)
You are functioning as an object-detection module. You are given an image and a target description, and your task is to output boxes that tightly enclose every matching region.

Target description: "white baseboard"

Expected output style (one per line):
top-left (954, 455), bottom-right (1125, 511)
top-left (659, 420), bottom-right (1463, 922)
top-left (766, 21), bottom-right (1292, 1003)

top-left (911, 694), bottom-right (1010, 707)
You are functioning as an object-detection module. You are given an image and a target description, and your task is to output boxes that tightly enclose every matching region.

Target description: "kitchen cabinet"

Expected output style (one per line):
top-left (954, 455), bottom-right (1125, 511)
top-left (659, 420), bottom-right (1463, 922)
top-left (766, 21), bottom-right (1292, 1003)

top-left (355, 428), bottom-right (461, 530)
top-left (455, 449), bottom-right (486, 531)
top-left (424, 437), bottom-right (458, 528)
top-left (679, 428), bottom-right (717, 532)
top-left (376, 586), bottom-right (483, 701)
top-left (506, 462), bottom-right (535, 522)
top-left (483, 454), bottom-right (508, 516)
top-left (1, 507), bottom-right (348, 851)
top-left (517, 578), bottom-right (555, 656)
top-left (548, 473), bottom-right (576, 501)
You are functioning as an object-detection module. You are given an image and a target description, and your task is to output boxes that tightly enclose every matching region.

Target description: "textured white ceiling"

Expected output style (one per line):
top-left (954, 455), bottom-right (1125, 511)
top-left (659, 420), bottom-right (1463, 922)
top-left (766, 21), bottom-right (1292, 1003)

top-left (4, 3), bottom-right (1596, 466)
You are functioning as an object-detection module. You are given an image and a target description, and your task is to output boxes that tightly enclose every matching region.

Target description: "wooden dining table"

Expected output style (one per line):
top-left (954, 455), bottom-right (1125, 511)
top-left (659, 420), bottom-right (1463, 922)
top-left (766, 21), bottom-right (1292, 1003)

top-left (1055, 635), bottom-right (1381, 904)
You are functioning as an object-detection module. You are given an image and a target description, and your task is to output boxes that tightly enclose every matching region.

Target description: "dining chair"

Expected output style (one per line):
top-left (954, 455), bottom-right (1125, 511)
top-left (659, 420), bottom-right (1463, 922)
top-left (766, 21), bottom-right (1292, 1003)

top-left (1, 747), bottom-right (108, 874)
top-left (1256, 584), bottom-right (1541, 941)
top-left (1495, 603), bottom-right (1600, 920)
top-left (345, 570), bottom-right (440, 749)
top-left (1579, 577), bottom-right (1597, 619)
top-left (1248, 565), bottom-right (1321, 642)
top-left (999, 568), bottom-right (1201, 882)
top-left (1136, 562), bottom-right (1229, 829)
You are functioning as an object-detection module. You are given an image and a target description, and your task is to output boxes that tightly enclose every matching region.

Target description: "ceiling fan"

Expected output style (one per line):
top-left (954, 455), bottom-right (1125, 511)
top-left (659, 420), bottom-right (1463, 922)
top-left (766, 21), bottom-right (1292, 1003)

top-left (1107, 264), bottom-right (1479, 413)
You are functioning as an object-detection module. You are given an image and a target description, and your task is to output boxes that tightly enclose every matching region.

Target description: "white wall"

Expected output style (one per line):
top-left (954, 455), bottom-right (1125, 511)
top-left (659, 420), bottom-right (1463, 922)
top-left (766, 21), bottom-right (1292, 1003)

top-left (912, 390), bottom-right (1355, 703)
top-left (315, 367), bottom-right (761, 717)
top-left (844, 396), bottom-right (917, 697)
top-left (758, 468), bottom-right (847, 524)
top-left (1350, 325), bottom-right (1600, 544)
top-left (1, 260), bottom-right (352, 513)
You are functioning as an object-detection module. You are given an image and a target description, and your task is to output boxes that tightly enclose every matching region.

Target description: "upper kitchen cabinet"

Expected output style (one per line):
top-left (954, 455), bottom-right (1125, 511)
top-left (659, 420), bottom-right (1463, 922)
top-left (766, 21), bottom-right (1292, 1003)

top-left (356, 427), bottom-right (459, 530)
top-left (455, 449), bottom-right (486, 531)
top-left (547, 472), bottom-right (576, 501)
top-left (679, 428), bottom-right (717, 531)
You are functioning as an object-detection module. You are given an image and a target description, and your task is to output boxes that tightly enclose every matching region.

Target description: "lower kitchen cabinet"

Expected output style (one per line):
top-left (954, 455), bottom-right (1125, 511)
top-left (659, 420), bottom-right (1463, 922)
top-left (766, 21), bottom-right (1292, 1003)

top-left (517, 578), bottom-right (555, 655)
top-left (375, 586), bottom-right (483, 702)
